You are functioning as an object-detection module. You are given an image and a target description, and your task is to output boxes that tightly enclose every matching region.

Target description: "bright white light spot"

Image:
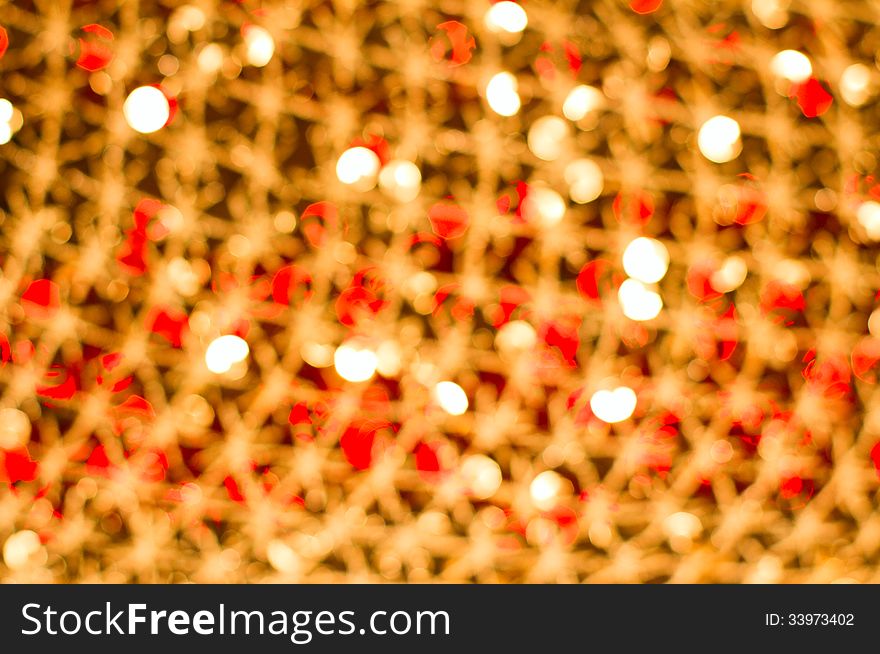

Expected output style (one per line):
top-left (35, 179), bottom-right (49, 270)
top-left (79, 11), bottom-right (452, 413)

top-left (334, 342), bottom-right (378, 382)
top-left (486, 72), bottom-right (521, 116)
top-left (244, 25), bottom-right (275, 67)
top-left (697, 115), bottom-right (741, 163)
top-left (664, 511), bottom-right (702, 539)
top-left (484, 1), bottom-right (528, 34)
top-left (0, 408), bottom-right (30, 449)
top-left (527, 115), bottom-right (568, 161)
top-left (177, 5), bottom-right (206, 31)
top-left (434, 381), bottom-right (468, 415)
top-left (622, 237), bottom-right (669, 284)
top-left (618, 278), bottom-right (663, 321)
top-left (460, 455), bottom-right (502, 499)
top-left (205, 335), bottom-right (249, 374)
top-left (197, 43), bottom-right (224, 74)
top-left (858, 201), bottom-right (880, 240)
top-left (770, 50), bottom-right (812, 83)
top-left (123, 86), bottom-right (170, 134)
top-left (378, 159), bottom-right (421, 202)
top-left (711, 256), bottom-right (748, 292)
top-left (840, 63), bottom-right (872, 107)
top-left (752, 0), bottom-right (789, 29)
top-left (336, 146), bottom-right (381, 188)
top-left (3, 530), bottom-right (41, 570)
top-left (0, 99), bottom-right (12, 124)
top-left (0, 123), bottom-right (11, 145)
top-left (267, 539), bottom-right (300, 574)
top-left (530, 470), bottom-right (563, 510)
top-left (564, 158), bottom-right (604, 204)
top-left (562, 84), bottom-right (603, 121)
top-left (496, 320), bottom-right (537, 352)
top-left (522, 186), bottom-right (566, 226)
top-left (589, 386), bottom-right (637, 424)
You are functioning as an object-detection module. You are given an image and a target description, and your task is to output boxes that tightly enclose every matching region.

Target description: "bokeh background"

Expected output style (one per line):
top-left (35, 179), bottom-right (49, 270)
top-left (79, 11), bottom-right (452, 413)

top-left (2, 0), bottom-right (880, 583)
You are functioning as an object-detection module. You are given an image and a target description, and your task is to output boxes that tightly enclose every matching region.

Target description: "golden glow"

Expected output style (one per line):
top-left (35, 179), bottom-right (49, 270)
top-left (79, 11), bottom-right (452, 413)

top-left (2, 530), bottom-right (42, 570)
top-left (205, 335), bottom-right (249, 374)
top-left (486, 72), bottom-right (521, 116)
top-left (564, 158), bottom-right (604, 204)
top-left (857, 201), bottom-right (880, 240)
top-left (267, 539), bottom-right (300, 574)
top-left (622, 237), bottom-right (669, 284)
top-left (123, 86), bottom-right (170, 134)
top-left (530, 470), bottom-right (563, 510)
top-left (434, 381), bottom-right (469, 415)
top-left (770, 50), bottom-right (812, 83)
top-left (243, 25), bottom-right (275, 67)
top-left (484, 1), bottom-right (528, 34)
top-left (522, 185), bottom-right (566, 226)
top-left (336, 146), bottom-right (381, 188)
top-left (711, 256), bottom-right (748, 292)
top-left (461, 455), bottom-right (502, 499)
top-left (589, 386), bottom-right (637, 423)
top-left (527, 115), bottom-right (568, 161)
top-left (752, 0), bottom-right (789, 29)
top-left (496, 320), bottom-right (537, 352)
top-left (0, 408), bottom-right (30, 449)
top-left (378, 159), bottom-right (421, 202)
top-left (840, 64), bottom-right (872, 107)
top-left (334, 342), bottom-right (378, 382)
top-left (697, 115), bottom-right (741, 163)
top-left (562, 84), bottom-right (603, 121)
top-left (618, 278), bottom-right (663, 321)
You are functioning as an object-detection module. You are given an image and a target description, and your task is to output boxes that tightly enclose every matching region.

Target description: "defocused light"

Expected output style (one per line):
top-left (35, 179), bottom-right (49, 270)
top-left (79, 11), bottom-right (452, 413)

top-left (562, 84), bottom-right (603, 121)
top-left (622, 237), bottom-right (669, 284)
top-left (496, 320), bottom-right (537, 352)
top-left (484, 1), bottom-right (528, 34)
top-left (205, 335), bottom-right (249, 374)
top-left (378, 159), bottom-right (421, 201)
top-left (527, 115), bottom-right (568, 161)
top-left (770, 50), bottom-right (812, 83)
top-left (376, 340), bottom-right (403, 377)
top-left (334, 342), bottom-right (378, 382)
top-left (434, 381), bottom-right (468, 415)
top-left (523, 186), bottom-right (566, 226)
top-left (123, 86), bottom-right (170, 134)
top-left (530, 470), bottom-right (563, 510)
top-left (197, 43), bottom-right (224, 74)
top-left (664, 511), bottom-right (702, 539)
top-left (3, 530), bottom-right (41, 570)
top-left (0, 407), bottom-right (30, 449)
top-left (0, 99), bottom-right (12, 124)
top-left (461, 455), bottom-right (502, 499)
top-left (752, 0), bottom-right (789, 29)
top-left (336, 146), bottom-right (380, 188)
top-left (840, 63), bottom-right (872, 107)
top-left (244, 25), bottom-right (274, 67)
top-left (711, 256), bottom-right (748, 292)
top-left (618, 278), bottom-right (663, 321)
top-left (590, 386), bottom-right (637, 423)
top-left (267, 539), bottom-right (300, 574)
top-left (486, 72), bottom-right (521, 116)
top-left (857, 201), bottom-right (880, 240)
top-left (565, 158), bottom-right (604, 204)
top-left (697, 115), bottom-right (741, 163)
